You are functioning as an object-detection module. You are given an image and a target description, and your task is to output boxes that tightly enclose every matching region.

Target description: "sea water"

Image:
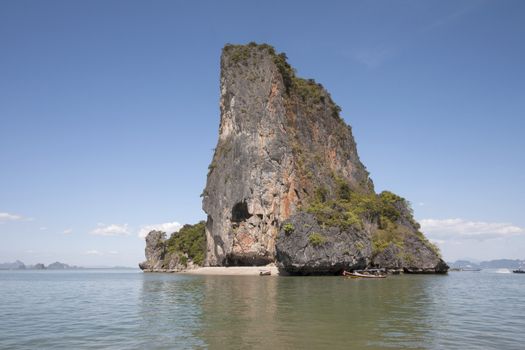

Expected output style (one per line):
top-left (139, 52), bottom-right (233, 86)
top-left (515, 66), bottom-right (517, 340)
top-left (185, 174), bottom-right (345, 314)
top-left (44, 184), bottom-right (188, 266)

top-left (1, 270), bottom-right (524, 349)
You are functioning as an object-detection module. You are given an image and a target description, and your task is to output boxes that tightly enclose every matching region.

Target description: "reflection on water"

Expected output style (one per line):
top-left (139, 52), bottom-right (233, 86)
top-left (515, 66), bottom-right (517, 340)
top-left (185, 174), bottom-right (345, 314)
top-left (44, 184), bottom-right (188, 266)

top-left (198, 276), bottom-right (280, 348)
top-left (197, 276), bottom-right (434, 349)
top-left (1, 270), bottom-right (525, 349)
top-left (159, 273), bottom-right (525, 350)
top-left (139, 274), bottom-right (206, 348)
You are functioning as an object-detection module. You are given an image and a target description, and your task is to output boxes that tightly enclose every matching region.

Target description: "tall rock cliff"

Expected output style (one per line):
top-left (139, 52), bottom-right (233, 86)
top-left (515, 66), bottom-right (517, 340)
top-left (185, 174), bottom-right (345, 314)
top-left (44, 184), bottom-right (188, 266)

top-left (202, 43), bottom-right (447, 274)
top-left (202, 43), bottom-right (372, 266)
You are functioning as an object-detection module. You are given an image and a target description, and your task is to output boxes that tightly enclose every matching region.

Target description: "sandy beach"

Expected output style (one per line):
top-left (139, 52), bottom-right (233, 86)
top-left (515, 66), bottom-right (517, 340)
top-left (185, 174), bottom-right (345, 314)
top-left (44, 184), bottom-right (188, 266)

top-left (181, 264), bottom-right (281, 276)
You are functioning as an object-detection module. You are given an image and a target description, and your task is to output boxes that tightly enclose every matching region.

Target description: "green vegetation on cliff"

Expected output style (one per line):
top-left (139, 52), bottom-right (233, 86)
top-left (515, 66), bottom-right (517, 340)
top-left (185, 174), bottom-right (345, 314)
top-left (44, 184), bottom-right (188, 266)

top-left (283, 223), bottom-right (295, 235)
top-left (223, 42), bottom-right (343, 119)
top-left (166, 221), bottom-right (206, 266)
top-left (308, 232), bottom-right (327, 246)
top-left (305, 179), bottom-right (439, 257)
top-left (306, 182), bottom-right (409, 230)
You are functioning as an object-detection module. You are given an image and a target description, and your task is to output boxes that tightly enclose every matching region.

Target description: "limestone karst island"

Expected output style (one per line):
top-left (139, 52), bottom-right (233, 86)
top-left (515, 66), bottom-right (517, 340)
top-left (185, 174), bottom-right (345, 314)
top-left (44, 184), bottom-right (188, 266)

top-left (139, 43), bottom-right (448, 275)
top-left (4, 2), bottom-right (524, 348)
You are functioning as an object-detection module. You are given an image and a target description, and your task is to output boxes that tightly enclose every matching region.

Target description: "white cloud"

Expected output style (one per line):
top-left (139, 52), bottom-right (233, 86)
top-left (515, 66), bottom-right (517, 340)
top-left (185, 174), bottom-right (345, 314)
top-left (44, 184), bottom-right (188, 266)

top-left (430, 239), bottom-right (446, 245)
top-left (91, 223), bottom-right (130, 236)
top-left (420, 218), bottom-right (525, 241)
top-left (40, 227), bottom-right (47, 230)
top-left (63, 228), bottom-right (73, 235)
top-left (85, 250), bottom-right (102, 256)
top-left (108, 250), bottom-right (119, 255)
top-left (138, 221), bottom-right (182, 239)
top-left (0, 212), bottom-right (23, 222)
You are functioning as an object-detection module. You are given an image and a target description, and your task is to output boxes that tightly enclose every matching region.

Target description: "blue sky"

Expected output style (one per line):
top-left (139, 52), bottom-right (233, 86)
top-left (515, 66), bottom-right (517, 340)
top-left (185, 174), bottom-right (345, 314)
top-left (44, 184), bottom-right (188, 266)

top-left (1, 0), bottom-right (524, 266)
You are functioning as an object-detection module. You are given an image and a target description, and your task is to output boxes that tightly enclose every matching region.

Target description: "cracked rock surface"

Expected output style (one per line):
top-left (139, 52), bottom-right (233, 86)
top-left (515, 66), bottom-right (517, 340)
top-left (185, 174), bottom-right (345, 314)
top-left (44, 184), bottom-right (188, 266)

top-left (276, 212), bottom-right (371, 275)
top-left (202, 44), bottom-right (371, 266)
top-left (201, 43), bottom-right (448, 274)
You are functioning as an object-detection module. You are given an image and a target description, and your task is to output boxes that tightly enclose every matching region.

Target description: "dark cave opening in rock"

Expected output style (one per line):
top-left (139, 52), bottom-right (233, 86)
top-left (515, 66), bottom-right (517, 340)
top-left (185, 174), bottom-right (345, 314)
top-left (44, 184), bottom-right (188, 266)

top-left (231, 201), bottom-right (252, 222)
top-left (225, 253), bottom-right (272, 266)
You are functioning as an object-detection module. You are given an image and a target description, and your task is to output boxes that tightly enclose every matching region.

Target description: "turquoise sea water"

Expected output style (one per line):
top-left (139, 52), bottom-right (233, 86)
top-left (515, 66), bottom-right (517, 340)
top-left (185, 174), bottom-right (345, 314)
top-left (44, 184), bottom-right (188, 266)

top-left (0, 270), bottom-right (524, 349)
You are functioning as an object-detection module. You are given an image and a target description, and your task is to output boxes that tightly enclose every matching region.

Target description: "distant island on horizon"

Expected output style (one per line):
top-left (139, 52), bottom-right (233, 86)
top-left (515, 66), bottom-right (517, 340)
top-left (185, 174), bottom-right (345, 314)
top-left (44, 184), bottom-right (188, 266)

top-left (3, 259), bottom-right (522, 271)
top-left (0, 260), bottom-right (138, 270)
top-left (448, 259), bottom-right (525, 270)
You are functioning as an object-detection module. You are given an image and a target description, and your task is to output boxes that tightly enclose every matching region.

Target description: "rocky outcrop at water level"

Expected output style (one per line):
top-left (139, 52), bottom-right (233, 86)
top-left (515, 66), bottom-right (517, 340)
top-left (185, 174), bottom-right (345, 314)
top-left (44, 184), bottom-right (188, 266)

top-left (141, 42), bottom-right (448, 275)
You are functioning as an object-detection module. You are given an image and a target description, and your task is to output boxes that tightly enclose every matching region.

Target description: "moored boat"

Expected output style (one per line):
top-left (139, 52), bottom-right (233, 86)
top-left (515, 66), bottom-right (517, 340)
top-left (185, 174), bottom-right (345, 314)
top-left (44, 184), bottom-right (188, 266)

top-left (342, 270), bottom-right (386, 279)
top-left (512, 269), bottom-right (525, 274)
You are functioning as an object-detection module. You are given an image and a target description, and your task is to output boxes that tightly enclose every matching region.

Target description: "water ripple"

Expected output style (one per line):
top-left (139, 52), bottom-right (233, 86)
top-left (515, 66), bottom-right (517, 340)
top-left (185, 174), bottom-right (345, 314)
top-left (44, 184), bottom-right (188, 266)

top-left (1, 270), bottom-right (524, 349)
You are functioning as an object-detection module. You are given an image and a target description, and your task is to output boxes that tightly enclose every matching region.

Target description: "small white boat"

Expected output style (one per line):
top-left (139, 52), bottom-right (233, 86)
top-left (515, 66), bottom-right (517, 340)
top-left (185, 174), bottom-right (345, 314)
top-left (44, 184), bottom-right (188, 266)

top-left (342, 271), bottom-right (386, 279)
top-left (495, 268), bottom-right (511, 274)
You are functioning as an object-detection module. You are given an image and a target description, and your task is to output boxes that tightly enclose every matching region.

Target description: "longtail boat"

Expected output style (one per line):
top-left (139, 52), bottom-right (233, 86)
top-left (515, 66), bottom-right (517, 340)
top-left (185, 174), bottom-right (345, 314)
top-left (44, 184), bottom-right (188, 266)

top-left (342, 270), bottom-right (386, 279)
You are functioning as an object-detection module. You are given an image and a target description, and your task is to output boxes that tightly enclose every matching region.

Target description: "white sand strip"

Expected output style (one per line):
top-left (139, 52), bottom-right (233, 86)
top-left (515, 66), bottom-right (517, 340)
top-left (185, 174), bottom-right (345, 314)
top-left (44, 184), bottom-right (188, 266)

top-left (181, 265), bottom-right (280, 276)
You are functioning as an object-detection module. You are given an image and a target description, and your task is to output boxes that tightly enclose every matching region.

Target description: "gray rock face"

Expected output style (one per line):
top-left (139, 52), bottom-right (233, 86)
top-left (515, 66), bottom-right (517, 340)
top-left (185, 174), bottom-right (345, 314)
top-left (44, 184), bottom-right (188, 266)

top-left (202, 44), bottom-right (372, 266)
top-left (139, 231), bottom-right (166, 271)
top-left (371, 234), bottom-right (448, 273)
top-left (199, 43), bottom-right (448, 274)
top-left (371, 244), bottom-right (403, 269)
top-left (276, 212), bottom-right (370, 274)
top-left (139, 230), bottom-right (167, 271)
top-left (139, 229), bottom-right (202, 272)
top-left (369, 198), bottom-right (448, 273)
top-left (139, 230), bottom-right (188, 272)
